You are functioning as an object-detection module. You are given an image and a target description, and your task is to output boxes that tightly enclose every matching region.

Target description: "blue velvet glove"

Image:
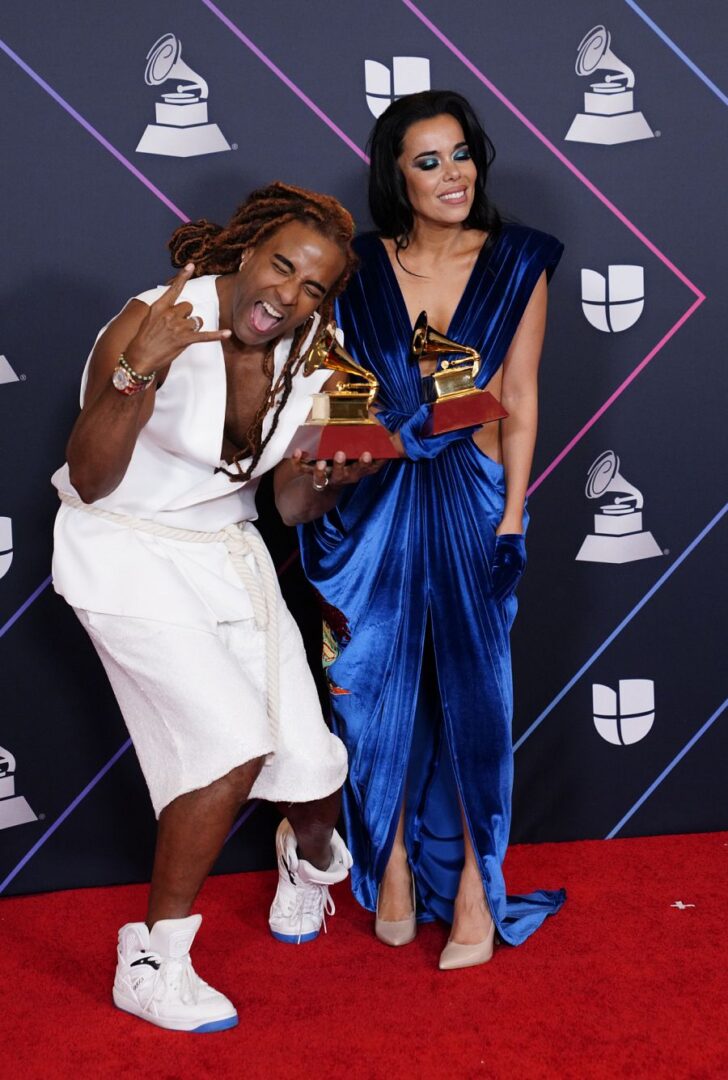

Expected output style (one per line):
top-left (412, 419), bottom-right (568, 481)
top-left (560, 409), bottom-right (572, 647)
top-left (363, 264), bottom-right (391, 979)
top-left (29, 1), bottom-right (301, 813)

top-left (399, 404), bottom-right (481, 462)
top-left (491, 534), bottom-right (527, 603)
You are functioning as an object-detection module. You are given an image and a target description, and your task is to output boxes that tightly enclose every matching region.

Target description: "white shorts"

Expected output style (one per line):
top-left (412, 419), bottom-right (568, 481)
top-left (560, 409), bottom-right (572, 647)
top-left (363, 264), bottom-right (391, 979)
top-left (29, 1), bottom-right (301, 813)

top-left (75, 600), bottom-right (347, 817)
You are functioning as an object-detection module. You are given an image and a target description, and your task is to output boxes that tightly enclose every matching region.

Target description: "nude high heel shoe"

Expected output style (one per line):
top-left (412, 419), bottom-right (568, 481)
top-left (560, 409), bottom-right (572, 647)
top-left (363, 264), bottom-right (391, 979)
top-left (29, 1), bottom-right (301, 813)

top-left (438, 921), bottom-right (496, 970)
top-left (375, 873), bottom-right (417, 947)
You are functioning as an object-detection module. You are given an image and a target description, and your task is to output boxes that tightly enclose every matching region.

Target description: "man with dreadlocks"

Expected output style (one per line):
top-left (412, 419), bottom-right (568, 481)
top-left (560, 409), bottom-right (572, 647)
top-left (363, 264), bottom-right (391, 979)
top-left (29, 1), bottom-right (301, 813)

top-left (51, 182), bottom-right (378, 1033)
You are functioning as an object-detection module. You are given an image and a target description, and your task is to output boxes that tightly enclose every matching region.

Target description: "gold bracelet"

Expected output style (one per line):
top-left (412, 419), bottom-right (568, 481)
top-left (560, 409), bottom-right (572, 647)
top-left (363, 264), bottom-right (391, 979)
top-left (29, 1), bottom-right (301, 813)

top-left (118, 353), bottom-right (155, 384)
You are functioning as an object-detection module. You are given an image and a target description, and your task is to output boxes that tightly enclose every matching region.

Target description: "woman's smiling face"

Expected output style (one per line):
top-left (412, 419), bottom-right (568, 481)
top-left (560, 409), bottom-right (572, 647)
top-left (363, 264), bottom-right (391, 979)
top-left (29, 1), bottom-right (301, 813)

top-left (397, 113), bottom-right (477, 229)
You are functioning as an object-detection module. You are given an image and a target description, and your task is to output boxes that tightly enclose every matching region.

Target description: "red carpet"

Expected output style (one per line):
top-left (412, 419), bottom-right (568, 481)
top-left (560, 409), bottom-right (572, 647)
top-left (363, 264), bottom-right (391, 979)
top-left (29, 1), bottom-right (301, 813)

top-left (3, 832), bottom-right (726, 1079)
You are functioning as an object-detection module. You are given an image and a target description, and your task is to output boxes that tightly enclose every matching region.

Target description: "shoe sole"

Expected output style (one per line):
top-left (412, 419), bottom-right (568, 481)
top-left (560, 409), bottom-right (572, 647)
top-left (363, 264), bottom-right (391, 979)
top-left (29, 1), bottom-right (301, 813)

top-left (190, 1016), bottom-right (239, 1033)
top-left (269, 928), bottom-right (320, 944)
top-left (113, 990), bottom-right (238, 1032)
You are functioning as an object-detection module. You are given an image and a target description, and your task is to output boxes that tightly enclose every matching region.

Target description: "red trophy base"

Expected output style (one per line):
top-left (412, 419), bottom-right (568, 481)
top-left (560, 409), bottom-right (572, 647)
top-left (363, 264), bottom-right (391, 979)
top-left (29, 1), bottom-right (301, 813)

top-left (423, 389), bottom-right (508, 436)
top-left (287, 420), bottom-right (401, 461)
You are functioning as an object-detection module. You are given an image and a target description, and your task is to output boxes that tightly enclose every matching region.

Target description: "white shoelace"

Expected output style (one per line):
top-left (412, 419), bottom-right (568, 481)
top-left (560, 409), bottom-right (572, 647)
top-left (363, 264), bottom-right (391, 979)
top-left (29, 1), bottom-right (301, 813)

top-left (151, 954), bottom-right (202, 1008)
top-left (287, 882), bottom-right (336, 943)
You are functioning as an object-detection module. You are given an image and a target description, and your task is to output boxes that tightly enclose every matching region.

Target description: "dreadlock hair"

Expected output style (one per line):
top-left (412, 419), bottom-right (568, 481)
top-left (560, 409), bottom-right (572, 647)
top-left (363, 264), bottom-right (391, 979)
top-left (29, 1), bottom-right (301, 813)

top-left (168, 181), bottom-right (358, 480)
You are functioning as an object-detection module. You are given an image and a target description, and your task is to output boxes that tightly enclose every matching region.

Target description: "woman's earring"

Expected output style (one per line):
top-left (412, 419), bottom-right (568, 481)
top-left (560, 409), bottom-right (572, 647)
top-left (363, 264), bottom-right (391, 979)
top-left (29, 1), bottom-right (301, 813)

top-left (239, 250), bottom-right (250, 271)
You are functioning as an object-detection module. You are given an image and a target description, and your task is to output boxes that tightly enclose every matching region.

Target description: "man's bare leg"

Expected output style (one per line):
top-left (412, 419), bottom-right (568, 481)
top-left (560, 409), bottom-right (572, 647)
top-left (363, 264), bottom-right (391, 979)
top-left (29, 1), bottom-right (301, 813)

top-left (278, 789), bottom-right (342, 870)
top-left (147, 757), bottom-right (265, 927)
top-left (112, 761), bottom-right (263, 1031)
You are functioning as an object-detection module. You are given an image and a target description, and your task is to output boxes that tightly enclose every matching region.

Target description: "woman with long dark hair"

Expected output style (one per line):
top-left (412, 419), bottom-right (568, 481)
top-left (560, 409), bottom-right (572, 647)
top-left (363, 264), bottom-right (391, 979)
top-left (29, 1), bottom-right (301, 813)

top-left (287, 91), bottom-right (566, 969)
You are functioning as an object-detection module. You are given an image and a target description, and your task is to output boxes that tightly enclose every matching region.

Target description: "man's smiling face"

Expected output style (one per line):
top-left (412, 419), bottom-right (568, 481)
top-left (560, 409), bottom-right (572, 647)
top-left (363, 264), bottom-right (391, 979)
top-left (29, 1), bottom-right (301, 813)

top-left (229, 220), bottom-right (347, 346)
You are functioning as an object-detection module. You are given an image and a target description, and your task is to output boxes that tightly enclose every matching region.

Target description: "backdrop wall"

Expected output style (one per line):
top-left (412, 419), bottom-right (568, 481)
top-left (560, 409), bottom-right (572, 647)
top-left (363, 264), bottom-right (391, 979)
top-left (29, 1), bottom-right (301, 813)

top-left (1, 0), bottom-right (726, 896)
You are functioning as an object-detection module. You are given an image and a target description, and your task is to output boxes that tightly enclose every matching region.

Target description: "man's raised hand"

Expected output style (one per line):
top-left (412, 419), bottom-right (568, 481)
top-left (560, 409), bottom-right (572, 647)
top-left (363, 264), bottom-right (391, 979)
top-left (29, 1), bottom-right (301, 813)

top-left (124, 263), bottom-right (231, 376)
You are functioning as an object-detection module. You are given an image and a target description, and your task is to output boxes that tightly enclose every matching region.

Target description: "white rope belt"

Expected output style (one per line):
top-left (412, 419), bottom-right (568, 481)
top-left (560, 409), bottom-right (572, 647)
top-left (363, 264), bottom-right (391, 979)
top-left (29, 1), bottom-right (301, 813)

top-left (59, 492), bottom-right (280, 745)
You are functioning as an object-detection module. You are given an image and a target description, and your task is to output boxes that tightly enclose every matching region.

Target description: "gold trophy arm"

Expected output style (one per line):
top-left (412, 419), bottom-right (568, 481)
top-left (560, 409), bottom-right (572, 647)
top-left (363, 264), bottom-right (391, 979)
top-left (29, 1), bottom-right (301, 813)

top-left (331, 378), bottom-right (380, 408)
top-left (303, 325), bottom-right (379, 406)
top-left (410, 310), bottom-right (480, 369)
top-left (409, 310), bottom-right (481, 398)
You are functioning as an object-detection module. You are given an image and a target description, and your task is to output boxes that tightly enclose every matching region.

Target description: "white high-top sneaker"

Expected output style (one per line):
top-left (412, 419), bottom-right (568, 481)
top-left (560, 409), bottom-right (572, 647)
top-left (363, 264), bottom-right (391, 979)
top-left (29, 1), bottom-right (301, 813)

top-left (269, 818), bottom-right (353, 944)
top-left (112, 914), bottom-right (238, 1032)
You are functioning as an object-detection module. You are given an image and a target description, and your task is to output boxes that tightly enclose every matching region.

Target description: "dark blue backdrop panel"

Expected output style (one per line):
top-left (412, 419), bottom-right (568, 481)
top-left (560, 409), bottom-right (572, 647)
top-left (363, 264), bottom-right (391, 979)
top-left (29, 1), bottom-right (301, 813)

top-left (1, 0), bottom-right (725, 895)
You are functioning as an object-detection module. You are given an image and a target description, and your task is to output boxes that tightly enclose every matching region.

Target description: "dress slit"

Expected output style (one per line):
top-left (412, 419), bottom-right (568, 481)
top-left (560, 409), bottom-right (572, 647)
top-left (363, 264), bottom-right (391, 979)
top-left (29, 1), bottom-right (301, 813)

top-left (406, 617), bottom-right (469, 925)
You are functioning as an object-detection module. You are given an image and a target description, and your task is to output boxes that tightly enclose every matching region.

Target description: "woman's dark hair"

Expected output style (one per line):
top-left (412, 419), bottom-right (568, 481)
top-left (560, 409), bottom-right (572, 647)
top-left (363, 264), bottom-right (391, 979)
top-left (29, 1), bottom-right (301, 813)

top-left (368, 90), bottom-right (501, 245)
top-left (168, 181), bottom-right (357, 481)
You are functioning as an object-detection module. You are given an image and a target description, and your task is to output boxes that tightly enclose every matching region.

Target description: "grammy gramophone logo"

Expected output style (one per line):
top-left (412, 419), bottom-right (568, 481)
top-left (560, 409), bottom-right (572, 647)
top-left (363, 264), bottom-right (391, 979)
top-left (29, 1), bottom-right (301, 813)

top-left (136, 33), bottom-right (231, 158)
top-left (565, 25), bottom-right (654, 145)
top-left (364, 57), bottom-right (430, 119)
top-left (576, 451), bottom-right (662, 564)
top-left (0, 746), bottom-right (38, 830)
top-left (0, 355), bottom-right (21, 386)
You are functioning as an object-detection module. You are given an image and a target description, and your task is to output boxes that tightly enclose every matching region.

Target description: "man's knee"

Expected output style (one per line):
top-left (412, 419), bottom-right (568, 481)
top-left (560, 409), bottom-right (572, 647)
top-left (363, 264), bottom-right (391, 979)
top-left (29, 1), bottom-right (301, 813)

top-left (219, 756), bottom-right (266, 802)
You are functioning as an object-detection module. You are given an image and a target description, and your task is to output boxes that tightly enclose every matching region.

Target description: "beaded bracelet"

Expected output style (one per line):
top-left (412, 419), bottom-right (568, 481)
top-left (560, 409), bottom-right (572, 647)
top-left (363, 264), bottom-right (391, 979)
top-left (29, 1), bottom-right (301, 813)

top-left (111, 353), bottom-right (156, 396)
top-left (118, 353), bottom-right (155, 384)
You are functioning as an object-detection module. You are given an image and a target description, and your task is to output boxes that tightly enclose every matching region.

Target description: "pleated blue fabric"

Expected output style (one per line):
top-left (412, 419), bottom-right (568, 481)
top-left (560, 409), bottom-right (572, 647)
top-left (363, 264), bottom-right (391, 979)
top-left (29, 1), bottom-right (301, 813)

top-left (299, 225), bottom-right (566, 945)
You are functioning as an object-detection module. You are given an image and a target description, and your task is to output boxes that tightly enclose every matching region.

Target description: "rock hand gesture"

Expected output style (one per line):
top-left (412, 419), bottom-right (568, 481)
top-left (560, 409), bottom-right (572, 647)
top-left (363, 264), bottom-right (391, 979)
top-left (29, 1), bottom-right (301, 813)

top-left (66, 263), bottom-right (230, 502)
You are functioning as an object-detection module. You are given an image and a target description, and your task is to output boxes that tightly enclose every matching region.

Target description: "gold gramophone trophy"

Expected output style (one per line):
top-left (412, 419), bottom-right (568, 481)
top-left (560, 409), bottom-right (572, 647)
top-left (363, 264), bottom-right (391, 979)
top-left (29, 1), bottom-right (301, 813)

top-left (289, 324), bottom-right (400, 459)
top-left (410, 311), bottom-right (508, 434)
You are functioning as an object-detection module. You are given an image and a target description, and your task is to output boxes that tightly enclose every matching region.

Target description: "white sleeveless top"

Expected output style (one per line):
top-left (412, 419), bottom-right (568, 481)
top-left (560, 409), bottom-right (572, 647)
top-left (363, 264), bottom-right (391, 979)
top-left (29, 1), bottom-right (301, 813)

top-left (51, 275), bottom-right (327, 628)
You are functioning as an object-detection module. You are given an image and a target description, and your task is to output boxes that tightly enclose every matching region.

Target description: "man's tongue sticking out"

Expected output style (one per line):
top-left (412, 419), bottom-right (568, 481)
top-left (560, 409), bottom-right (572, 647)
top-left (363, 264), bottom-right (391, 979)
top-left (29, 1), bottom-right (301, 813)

top-left (251, 300), bottom-right (282, 335)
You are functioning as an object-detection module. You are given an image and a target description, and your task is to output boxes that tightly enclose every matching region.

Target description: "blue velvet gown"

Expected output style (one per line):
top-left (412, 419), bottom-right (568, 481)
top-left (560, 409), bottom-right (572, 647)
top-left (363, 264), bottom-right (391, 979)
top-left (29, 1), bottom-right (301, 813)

top-left (299, 225), bottom-right (566, 945)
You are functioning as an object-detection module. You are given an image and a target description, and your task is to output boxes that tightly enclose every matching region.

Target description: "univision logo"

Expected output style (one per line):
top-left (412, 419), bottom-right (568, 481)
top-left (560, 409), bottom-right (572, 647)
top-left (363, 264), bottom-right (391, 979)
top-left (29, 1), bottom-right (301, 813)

top-left (0, 517), bottom-right (12, 579)
top-left (364, 57), bottom-right (430, 118)
top-left (581, 265), bottom-right (644, 332)
top-left (592, 679), bottom-right (655, 745)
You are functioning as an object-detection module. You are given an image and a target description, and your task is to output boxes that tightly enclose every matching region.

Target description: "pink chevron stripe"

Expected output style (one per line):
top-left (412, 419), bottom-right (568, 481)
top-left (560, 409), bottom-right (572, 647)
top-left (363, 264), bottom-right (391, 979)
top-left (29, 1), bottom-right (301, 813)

top-left (401, 0), bottom-right (705, 302)
top-left (401, 0), bottom-right (707, 486)
top-left (528, 292), bottom-right (704, 494)
top-left (199, 0), bottom-right (370, 165)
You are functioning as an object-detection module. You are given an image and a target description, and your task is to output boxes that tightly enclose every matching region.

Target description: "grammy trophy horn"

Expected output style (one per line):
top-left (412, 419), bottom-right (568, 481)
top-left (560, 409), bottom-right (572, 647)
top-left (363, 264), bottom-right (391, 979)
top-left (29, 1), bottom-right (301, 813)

top-left (410, 311), bottom-right (480, 398)
top-left (303, 324), bottom-right (379, 407)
